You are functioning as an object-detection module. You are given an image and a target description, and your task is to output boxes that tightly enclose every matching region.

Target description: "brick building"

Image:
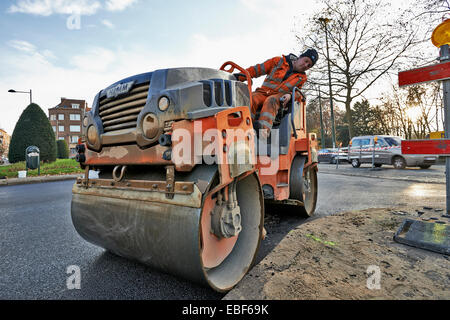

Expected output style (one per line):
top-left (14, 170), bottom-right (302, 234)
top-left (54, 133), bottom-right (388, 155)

top-left (0, 128), bottom-right (11, 159)
top-left (48, 98), bottom-right (90, 158)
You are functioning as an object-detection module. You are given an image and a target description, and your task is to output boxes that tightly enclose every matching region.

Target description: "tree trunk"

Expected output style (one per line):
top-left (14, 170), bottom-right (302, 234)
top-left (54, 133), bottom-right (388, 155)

top-left (345, 99), bottom-right (354, 139)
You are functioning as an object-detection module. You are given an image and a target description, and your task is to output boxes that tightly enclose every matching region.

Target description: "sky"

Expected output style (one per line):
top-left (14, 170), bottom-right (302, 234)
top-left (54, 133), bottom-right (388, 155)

top-left (0, 0), bottom-right (440, 135)
top-left (0, 0), bottom-right (327, 134)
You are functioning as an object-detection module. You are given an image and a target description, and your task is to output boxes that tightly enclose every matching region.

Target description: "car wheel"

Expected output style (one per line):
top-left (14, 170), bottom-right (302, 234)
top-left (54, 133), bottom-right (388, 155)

top-left (419, 165), bottom-right (431, 169)
top-left (393, 156), bottom-right (406, 169)
top-left (351, 159), bottom-right (360, 168)
top-left (330, 156), bottom-right (336, 164)
top-left (374, 163), bottom-right (382, 168)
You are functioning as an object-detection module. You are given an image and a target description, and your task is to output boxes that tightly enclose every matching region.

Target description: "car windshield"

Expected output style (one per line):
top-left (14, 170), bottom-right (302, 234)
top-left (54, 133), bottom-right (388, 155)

top-left (384, 137), bottom-right (401, 146)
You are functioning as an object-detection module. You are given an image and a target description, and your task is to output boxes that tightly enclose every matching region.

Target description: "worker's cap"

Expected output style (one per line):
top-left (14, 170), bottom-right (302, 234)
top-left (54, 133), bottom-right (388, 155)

top-left (300, 49), bottom-right (319, 67)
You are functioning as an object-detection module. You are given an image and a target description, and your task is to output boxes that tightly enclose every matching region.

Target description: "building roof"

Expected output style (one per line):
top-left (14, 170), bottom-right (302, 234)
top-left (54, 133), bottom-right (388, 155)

top-left (48, 98), bottom-right (88, 111)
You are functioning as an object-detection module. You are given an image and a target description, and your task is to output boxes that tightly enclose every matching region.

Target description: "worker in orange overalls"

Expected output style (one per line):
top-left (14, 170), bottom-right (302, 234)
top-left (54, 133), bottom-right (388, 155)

top-left (235, 49), bottom-right (318, 138)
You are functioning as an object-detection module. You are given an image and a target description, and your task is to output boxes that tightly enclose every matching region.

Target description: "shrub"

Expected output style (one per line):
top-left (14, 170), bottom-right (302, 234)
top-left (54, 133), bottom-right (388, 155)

top-left (8, 103), bottom-right (57, 163)
top-left (56, 140), bottom-right (69, 159)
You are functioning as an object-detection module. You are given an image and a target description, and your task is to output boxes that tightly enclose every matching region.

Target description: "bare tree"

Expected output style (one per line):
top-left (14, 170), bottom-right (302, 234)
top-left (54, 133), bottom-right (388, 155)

top-left (306, 95), bottom-right (347, 147)
top-left (297, 0), bottom-right (422, 139)
top-left (414, 0), bottom-right (450, 25)
top-left (376, 82), bottom-right (443, 139)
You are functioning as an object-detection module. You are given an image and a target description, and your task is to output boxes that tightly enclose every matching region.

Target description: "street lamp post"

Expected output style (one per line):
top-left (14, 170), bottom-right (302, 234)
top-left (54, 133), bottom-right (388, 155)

top-left (8, 89), bottom-right (32, 104)
top-left (317, 86), bottom-right (326, 148)
top-left (319, 17), bottom-right (337, 149)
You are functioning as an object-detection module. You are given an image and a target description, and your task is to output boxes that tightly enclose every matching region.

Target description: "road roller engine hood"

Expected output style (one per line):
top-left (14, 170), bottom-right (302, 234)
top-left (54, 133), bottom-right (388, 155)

top-left (83, 67), bottom-right (251, 152)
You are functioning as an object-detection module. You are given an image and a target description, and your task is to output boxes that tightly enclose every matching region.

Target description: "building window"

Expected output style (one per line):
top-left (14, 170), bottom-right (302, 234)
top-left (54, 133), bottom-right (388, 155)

top-left (70, 114), bottom-right (81, 121)
top-left (58, 114), bottom-right (64, 120)
top-left (59, 126), bottom-right (65, 132)
top-left (70, 125), bottom-right (81, 132)
top-left (71, 136), bottom-right (79, 143)
top-left (72, 104), bottom-right (80, 109)
top-left (58, 137), bottom-right (65, 140)
top-left (52, 126), bottom-right (56, 132)
top-left (50, 115), bottom-right (56, 121)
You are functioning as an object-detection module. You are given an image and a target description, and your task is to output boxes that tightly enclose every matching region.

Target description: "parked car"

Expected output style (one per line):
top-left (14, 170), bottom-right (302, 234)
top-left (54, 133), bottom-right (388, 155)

top-left (348, 135), bottom-right (438, 169)
top-left (318, 148), bottom-right (349, 164)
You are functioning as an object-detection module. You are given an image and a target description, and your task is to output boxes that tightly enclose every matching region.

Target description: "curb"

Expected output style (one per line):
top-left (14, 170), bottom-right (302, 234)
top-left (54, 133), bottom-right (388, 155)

top-left (0, 174), bottom-right (80, 187)
top-left (318, 169), bottom-right (446, 185)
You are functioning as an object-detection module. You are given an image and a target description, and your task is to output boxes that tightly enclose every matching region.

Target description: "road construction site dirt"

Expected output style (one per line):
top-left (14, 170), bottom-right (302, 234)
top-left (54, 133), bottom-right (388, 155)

top-left (225, 206), bottom-right (450, 300)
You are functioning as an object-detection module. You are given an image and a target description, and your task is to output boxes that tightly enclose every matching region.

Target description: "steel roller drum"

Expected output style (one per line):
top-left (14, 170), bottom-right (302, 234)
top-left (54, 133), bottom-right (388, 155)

top-left (71, 167), bottom-right (264, 292)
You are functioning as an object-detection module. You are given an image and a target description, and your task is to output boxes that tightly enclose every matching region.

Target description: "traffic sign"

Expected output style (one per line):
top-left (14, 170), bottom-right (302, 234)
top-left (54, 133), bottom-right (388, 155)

top-left (402, 139), bottom-right (450, 155)
top-left (398, 21), bottom-right (450, 215)
top-left (398, 61), bottom-right (450, 87)
top-left (431, 19), bottom-right (450, 48)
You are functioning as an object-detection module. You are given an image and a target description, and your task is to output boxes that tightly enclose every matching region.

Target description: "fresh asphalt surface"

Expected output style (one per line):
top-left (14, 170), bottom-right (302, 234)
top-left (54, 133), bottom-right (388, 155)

top-left (0, 166), bottom-right (445, 299)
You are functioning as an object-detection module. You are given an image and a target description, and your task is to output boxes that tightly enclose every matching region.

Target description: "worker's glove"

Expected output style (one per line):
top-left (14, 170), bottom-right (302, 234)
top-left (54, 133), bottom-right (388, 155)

top-left (233, 73), bottom-right (246, 82)
top-left (280, 94), bottom-right (291, 108)
top-left (233, 73), bottom-right (253, 85)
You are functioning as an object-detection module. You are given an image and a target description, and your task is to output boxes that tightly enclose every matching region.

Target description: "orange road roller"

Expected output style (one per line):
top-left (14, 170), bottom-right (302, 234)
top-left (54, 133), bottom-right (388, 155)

top-left (72, 61), bottom-right (318, 292)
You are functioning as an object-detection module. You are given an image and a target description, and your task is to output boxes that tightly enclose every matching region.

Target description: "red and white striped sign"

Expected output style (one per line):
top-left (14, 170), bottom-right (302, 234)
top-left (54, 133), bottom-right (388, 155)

top-left (398, 61), bottom-right (450, 87)
top-left (402, 139), bottom-right (450, 155)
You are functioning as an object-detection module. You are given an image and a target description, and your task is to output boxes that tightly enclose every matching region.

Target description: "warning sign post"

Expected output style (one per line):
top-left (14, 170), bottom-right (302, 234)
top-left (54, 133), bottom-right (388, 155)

top-left (398, 20), bottom-right (450, 215)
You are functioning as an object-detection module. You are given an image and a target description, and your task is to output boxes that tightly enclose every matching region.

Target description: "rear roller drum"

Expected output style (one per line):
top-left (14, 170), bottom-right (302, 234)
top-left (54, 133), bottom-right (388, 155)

top-left (289, 156), bottom-right (318, 217)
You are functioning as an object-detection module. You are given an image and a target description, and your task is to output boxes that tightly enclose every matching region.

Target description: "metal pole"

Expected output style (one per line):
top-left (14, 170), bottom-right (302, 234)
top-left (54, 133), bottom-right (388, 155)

top-left (441, 44), bottom-right (450, 215)
top-left (372, 143), bottom-right (375, 169)
top-left (336, 143), bottom-right (340, 169)
top-left (321, 18), bottom-right (337, 149)
top-left (318, 86), bottom-right (326, 148)
top-left (30, 89), bottom-right (32, 104)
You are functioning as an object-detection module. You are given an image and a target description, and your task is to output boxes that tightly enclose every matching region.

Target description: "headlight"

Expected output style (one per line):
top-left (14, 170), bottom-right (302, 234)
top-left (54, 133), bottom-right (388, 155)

top-left (83, 116), bottom-right (89, 127)
top-left (87, 125), bottom-right (98, 145)
top-left (158, 96), bottom-right (170, 111)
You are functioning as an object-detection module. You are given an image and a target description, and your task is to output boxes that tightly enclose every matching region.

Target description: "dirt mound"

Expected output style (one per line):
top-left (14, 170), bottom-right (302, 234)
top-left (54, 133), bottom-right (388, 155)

top-left (225, 208), bottom-right (450, 300)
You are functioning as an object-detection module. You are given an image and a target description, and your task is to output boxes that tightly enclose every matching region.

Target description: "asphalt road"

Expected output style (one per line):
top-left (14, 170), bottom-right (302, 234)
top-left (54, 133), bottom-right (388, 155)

top-left (0, 171), bottom-right (445, 299)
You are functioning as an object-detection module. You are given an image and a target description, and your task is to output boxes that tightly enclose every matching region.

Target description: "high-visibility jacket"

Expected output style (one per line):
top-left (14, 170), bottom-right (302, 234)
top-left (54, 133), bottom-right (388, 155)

top-left (242, 54), bottom-right (307, 95)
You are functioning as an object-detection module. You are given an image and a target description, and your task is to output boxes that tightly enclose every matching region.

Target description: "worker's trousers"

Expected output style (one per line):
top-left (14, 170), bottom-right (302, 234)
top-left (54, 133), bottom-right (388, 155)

top-left (250, 89), bottom-right (284, 135)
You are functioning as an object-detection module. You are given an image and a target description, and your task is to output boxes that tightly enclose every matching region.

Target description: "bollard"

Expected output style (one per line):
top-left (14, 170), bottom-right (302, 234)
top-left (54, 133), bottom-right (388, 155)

top-left (371, 136), bottom-right (378, 170)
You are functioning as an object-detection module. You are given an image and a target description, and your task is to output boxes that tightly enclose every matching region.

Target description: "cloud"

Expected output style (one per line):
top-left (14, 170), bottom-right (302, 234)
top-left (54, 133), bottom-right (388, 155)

top-left (8, 0), bottom-right (102, 16)
top-left (101, 19), bottom-right (115, 29)
top-left (105, 0), bottom-right (138, 11)
top-left (71, 47), bottom-right (117, 72)
top-left (7, 40), bottom-right (36, 53)
top-left (7, 0), bottom-right (137, 16)
top-left (1, 0), bottom-right (323, 135)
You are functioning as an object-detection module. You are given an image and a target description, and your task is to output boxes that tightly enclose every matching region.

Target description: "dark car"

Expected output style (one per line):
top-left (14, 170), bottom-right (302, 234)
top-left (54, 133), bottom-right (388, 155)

top-left (318, 148), bottom-right (348, 164)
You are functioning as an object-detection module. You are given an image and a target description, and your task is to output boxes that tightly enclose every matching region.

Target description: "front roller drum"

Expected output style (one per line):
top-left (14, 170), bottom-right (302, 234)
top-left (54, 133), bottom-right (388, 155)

top-left (71, 171), bottom-right (264, 292)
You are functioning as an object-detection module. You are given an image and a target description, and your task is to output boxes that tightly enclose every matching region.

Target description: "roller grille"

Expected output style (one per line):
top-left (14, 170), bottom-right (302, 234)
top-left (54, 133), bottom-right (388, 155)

top-left (99, 82), bottom-right (150, 133)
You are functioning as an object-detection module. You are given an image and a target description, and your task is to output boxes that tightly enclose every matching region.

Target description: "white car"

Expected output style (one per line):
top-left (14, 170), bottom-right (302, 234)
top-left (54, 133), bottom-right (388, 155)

top-left (348, 135), bottom-right (437, 169)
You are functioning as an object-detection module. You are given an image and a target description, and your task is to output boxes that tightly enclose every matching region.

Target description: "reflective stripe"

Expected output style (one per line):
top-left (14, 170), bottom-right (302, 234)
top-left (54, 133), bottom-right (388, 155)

top-left (285, 82), bottom-right (294, 90)
top-left (262, 82), bottom-right (278, 89)
top-left (292, 76), bottom-right (305, 88)
top-left (257, 119), bottom-right (273, 130)
top-left (260, 112), bottom-right (276, 121)
top-left (264, 76), bottom-right (282, 85)
top-left (253, 66), bottom-right (259, 77)
top-left (268, 57), bottom-right (284, 79)
top-left (259, 63), bottom-right (266, 75)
